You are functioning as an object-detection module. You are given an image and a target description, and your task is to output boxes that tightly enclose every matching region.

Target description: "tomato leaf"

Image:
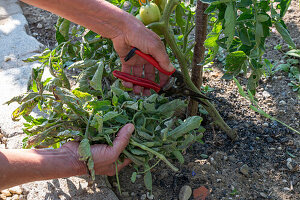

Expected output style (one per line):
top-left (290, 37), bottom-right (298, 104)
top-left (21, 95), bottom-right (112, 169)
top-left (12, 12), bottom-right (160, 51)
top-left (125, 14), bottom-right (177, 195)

top-left (275, 21), bottom-right (296, 49)
top-left (224, 2), bottom-right (236, 49)
top-left (144, 163), bottom-right (152, 192)
top-left (168, 116), bottom-right (202, 139)
top-left (131, 172), bottom-right (137, 183)
top-left (175, 4), bottom-right (186, 32)
top-left (90, 62), bottom-right (104, 91)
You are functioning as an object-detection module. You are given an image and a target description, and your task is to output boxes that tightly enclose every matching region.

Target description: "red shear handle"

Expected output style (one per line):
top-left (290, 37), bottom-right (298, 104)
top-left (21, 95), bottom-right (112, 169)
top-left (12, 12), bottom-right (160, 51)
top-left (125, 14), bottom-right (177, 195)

top-left (113, 70), bottom-right (161, 93)
top-left (135, 49), bottom-right (176, 76)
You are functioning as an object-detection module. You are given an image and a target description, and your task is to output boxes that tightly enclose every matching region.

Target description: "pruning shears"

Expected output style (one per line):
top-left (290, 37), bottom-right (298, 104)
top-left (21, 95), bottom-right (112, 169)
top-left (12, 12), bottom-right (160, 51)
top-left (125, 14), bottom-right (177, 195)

top-left (112, 47), bottom-right (209, 104)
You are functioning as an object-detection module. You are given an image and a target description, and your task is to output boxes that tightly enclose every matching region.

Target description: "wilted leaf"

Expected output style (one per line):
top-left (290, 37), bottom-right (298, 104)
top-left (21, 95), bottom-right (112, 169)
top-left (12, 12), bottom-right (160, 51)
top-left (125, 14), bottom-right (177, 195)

top-left (156, 99), bottom-right (186, 117)
top-left (103, 111), bottom-right (119, 121)
top-left (172, 150), bottom-right (184, 164)
top-left (68, 60), bottom-right (97, 69)
top-left (144, 163), bottom-right (152, 192)
top-left (78, 139), bottom-right (91, 161)
top-left (90, 62), bottom-right (104, 91)
top-left (131, 172), bottom-right (137, 183)
top-left (286, 49), bottom-right (300, 58)
top-left (72, 89), bottom-right (93, 102)
top-left (168, 116), bottom-right (202, 139)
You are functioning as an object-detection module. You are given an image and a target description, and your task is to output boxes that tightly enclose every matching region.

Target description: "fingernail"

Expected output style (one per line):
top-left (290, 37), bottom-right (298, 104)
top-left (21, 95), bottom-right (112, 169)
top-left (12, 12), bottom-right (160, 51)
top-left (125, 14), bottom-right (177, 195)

top-left (127, 124), bottom-right (134, 133)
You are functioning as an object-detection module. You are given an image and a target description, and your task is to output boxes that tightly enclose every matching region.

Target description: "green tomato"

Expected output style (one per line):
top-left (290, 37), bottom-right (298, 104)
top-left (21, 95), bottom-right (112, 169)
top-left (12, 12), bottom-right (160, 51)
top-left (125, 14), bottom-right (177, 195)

top-left (139, 3), bottom-right (161, 25)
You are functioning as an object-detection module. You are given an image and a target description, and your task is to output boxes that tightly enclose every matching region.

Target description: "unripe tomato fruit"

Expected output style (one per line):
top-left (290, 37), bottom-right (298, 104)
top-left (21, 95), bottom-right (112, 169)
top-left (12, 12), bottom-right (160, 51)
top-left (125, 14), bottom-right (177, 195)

top-left (139, 3), bottom-right (161, 25)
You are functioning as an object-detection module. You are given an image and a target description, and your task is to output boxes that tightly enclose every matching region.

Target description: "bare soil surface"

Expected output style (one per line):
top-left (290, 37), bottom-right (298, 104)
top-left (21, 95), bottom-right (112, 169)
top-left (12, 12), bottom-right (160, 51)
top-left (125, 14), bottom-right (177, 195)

top-left (18, 1), bottom-right (300, 200)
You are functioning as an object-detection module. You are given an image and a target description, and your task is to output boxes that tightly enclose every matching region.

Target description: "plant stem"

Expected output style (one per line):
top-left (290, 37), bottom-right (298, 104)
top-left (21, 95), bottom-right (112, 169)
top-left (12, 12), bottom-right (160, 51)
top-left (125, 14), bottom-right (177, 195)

top-left (188, 0), bottom-right (208, 116)
top-left (160, 0), bottom-right (237, 140)
top-left (130, 139), bottom-right (179, 172)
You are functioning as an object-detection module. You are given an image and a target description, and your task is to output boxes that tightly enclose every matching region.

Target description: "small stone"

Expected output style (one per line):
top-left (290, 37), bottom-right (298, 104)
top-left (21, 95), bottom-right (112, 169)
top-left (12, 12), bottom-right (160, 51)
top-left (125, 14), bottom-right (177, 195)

top-left (228, 156), bottom-right (236, 162)
top-left (286, 162), bottom-right (293, 170)
top-left (209, 157), bottom-right (217, 167)
top-left (130, 192), bottom-right (136, 197)
top-left (279, 100), bottom-right (286, 105)
top-left (262, 91), bottom-right (271, 98)
top-left (140, 194), bottom-right (147, 200)
top-left (240, 164), bottom-right (250, 177)
top-left (122, 192), bottom-right (129, 197)
top-left (253, 172), bottom-right (261, 179)
top-left (262, 122), bottom-right (269, 127)
top-left (179, 185), bottom-right (192, 200)
top-left (287, 158), bottom-right (292, 163)
top-left (4, 56), bottom-right (11, 62)
top-left (37, 23), bottom-right (43, 29)
top-left (147, 192), bottom-right (154, 200)
top-left (0, 190), bottom-right (11, 197)
top-left (283, 187), bottom-right (290, 191)
top-left (8, 186), bottom-right (22, 195)
top-left (266, 136), bottom-right (274, 143)
top-left (223, 155), bottom-right (228, 161)
top-left (18, 195), bottom-right (26, 200)
top-left (278, 146), bottom-right (282, 150)
top-left (112, 182), bottom-right (118, 187)
top-left (136, 174), bottom-right (142, 179)
top-left (0, 194), bottom-right (7, 200)
top-left (32, 32), bottom-right (38, 36)
top-left (260, 192), bottom-right (268, 198)
top-left (11, 195), bottom-right (18, 200)
top-left (216, 179), bottom-right (222, 183)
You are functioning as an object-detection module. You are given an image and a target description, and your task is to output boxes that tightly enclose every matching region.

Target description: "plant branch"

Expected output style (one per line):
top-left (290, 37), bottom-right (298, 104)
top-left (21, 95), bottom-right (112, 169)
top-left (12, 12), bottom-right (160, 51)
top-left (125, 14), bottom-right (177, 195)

top-left (188, 1), bottom-right (208, 116)
top-left (159, 0), bottom-right (237, 140)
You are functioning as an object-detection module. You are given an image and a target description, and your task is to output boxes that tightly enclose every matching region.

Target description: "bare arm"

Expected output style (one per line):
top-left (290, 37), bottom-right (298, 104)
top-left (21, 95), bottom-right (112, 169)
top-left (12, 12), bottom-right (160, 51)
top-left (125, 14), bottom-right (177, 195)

top-left (21, 0), bottom-right (132, 39)
top-left (0, 123), bottom-right (134, 190)
top-left (21, 0), bottom-right (174, 95)
top-left (0, 147), bottom-right (83, 190)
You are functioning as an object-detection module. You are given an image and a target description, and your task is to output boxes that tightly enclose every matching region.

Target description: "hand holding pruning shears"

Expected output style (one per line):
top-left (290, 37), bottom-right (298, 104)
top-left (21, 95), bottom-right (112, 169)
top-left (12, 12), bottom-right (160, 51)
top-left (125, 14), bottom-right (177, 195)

top-left (111, 17), bottom-right (174, 96)
top-left (113, 47), bottom-right (210, 104)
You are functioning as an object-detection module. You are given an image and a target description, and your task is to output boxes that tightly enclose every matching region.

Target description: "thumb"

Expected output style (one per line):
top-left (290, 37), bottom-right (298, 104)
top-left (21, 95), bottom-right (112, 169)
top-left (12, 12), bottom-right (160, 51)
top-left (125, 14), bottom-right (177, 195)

top-left (112, 123), bottom-right (134, 157)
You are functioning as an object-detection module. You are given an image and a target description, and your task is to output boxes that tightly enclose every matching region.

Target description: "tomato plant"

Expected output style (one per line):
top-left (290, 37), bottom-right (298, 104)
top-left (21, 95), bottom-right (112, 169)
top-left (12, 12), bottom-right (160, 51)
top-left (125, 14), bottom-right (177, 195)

top-left (7, 0), bottom-right (300, 192)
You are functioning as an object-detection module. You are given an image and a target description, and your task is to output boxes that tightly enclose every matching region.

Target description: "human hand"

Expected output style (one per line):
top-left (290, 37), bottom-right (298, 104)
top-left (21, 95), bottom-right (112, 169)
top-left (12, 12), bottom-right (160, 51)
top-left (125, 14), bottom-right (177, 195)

top-left (112, 16), bottom-right (174, 96)
top-left (62, 123), bottom-right (134, 176)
